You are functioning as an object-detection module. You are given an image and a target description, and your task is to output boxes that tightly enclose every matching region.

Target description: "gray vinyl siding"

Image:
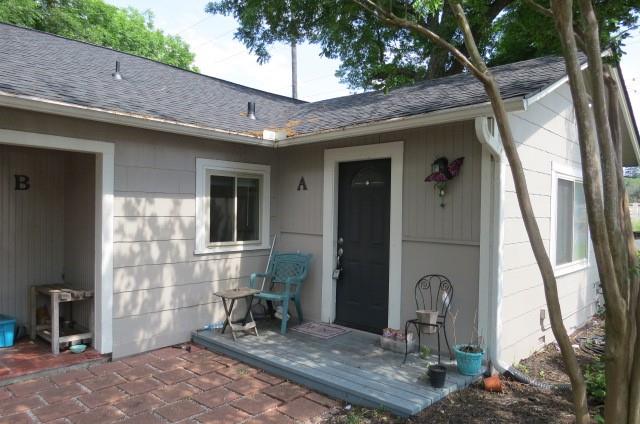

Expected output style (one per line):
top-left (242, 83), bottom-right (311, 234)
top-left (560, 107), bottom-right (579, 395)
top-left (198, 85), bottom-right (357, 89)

top-left (0, 107), bottom-right (276, 357)
top-left (0, 144), bottom-right (94, 332)
top-left (0, 145), bottom-right (65, 326)
top-left (499, 83), bottom-right (599, 363)
top-left (0, 106), bottom-right (483, 356)
top-left (276, 121), bottom-right (482, 345)
top-left (63, 152), bottom-right (96, 333)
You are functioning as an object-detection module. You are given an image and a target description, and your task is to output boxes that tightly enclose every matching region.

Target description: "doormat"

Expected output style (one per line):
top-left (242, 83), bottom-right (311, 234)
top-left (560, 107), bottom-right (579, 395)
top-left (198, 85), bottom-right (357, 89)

top-left (290, 322), bottom-right (350, 339)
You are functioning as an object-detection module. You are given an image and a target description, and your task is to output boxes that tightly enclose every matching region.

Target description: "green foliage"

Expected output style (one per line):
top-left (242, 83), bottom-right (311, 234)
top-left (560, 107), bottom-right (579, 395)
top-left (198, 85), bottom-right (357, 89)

top-left (491, 1), bottom-right (638, 66)
top-left (0, 0), bottom-right (197, 71)
top-left (206, 0), bottom-right (639, 91)
top-left (624, 176), bottom-right (640, 203)
top-left (515, 362), bottom-right (529, 374)
top-left (339, 406), bottom-right (389, 424)
top-left (585, 359), bottom-right (606, 405)
top-left (413, 0), bottom-right (445, 17)
top-left (419, 346), bottom-right (432, 360)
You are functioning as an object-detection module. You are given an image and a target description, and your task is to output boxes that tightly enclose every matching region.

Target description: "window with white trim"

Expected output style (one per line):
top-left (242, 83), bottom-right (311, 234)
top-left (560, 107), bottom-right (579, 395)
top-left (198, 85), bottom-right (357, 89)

top-left (552, 165), bottom-right (588, 269)
top-left (195, 159), bottom-right (270, 254)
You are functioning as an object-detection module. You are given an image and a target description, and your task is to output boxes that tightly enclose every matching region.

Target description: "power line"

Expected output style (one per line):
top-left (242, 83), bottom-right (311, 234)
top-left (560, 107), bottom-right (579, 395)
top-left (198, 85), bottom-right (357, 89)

top-left (175, 15), bottom-right (212, 36)
top-left (209, 50), bottom-right (245, 65)
top-left (194, 28), bottom-right (236, 49)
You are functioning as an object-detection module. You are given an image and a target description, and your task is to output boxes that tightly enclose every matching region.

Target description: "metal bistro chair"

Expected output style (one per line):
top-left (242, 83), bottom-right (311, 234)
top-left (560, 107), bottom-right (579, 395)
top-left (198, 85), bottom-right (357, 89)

top-left (403, 274), bottom-right (454, 364)
top-left (249, 252), bottom-right (311, 334)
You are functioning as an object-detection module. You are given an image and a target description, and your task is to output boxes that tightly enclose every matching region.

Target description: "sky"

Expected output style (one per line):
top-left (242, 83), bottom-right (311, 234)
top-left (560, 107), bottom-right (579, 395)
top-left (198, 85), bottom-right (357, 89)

top-left (106, 0), bottom-right (640, 113)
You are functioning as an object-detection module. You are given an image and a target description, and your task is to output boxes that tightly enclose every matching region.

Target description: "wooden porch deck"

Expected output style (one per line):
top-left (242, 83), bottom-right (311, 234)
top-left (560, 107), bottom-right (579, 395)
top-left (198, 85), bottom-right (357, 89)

top-left (192, 321), bottom-right (478, 417)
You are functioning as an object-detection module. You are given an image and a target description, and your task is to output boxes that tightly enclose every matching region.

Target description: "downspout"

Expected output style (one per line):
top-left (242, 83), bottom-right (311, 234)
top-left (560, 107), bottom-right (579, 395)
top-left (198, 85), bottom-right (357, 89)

top-left (475, 116), bottom-right (506, 374)
top-left (475, 117), bottom-right (572, 391)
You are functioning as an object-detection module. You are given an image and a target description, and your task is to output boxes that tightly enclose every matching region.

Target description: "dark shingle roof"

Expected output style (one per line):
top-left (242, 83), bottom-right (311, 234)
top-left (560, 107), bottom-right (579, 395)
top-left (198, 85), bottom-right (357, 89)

top-left (286, 55), bottom-right (570, 135)
top-left (0, 23), bottom-right (571, 139)
top-left (0, 23), bottom-right (303, 135)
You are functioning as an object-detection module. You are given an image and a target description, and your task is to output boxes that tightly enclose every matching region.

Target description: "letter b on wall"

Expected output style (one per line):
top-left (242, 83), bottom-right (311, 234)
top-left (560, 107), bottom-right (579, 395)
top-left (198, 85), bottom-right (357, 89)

top-left (14, 175), bottom-right (30, 190)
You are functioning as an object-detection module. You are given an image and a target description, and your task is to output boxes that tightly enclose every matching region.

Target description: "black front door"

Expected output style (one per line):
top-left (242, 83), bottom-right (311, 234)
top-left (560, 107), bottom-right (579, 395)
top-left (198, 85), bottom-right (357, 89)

top-left (335, 159), bottom-right (390, 334)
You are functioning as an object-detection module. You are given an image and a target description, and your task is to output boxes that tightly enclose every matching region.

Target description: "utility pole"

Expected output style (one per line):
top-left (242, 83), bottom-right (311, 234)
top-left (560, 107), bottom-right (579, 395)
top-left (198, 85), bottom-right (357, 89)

top-left (291, 41), bottom-right (298, 99)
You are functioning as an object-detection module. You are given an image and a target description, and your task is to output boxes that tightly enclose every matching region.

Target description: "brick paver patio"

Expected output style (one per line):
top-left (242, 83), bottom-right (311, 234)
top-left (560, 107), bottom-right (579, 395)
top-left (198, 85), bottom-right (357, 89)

top-left (0, 343), bottom-right (339, 423)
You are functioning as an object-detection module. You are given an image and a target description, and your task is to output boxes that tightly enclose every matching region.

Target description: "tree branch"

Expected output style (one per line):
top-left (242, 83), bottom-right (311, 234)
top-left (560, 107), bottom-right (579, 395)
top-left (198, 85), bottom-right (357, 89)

top-left (523, 0), bottom-right (552, 18)
top-left (523, 0), bottom-right (586, 51)
top-left (353, 0), bottom-right (488, 82)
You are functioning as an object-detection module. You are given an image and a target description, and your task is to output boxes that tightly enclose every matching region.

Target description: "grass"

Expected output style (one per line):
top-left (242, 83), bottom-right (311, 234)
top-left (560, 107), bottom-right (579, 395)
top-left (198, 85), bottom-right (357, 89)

top-left (633, 218), bottom-right (640, 232)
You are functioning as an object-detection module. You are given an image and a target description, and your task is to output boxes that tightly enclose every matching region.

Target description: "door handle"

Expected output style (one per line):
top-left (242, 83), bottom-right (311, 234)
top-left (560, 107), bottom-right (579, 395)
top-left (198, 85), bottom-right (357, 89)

top-left (333, 238), bottom-right (344, 280)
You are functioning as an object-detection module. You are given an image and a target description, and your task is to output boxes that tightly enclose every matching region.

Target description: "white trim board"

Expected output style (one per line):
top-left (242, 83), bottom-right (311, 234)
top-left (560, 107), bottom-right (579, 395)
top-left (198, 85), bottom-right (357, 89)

top-left (0, 128), bottom-right (114, 354)
top-left (321, 141), bottom-right (404, 329)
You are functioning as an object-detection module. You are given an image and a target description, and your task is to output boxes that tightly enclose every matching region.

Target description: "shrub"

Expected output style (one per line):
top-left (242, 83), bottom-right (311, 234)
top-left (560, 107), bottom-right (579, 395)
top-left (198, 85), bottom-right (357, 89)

top-left (584, 359), bottom-right (606, 404)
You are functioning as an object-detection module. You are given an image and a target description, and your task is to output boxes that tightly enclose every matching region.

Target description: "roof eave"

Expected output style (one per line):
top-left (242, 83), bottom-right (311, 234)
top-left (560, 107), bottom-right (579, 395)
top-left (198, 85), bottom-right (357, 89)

top-left (0, 91), bottom-right (274, 147)
top-left (276, 96), bottom-right (527, 147)
top-left (0, 91), bottom-right (528, 148)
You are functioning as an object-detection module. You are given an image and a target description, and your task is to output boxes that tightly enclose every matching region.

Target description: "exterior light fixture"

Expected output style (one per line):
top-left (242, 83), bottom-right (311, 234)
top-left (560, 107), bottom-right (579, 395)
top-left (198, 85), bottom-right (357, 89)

top-left (425, 157), bottom-right (464, 207)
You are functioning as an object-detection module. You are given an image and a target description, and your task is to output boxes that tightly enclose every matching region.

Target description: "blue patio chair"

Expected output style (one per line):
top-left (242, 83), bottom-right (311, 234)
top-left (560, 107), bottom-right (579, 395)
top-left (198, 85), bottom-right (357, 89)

top-left (249, 252), bottom-right (311, 334)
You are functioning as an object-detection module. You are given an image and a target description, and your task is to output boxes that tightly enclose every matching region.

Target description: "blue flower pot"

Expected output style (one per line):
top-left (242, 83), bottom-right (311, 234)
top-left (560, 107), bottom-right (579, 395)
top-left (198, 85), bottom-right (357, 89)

top-left (453, 344), bottom-right (485, 376)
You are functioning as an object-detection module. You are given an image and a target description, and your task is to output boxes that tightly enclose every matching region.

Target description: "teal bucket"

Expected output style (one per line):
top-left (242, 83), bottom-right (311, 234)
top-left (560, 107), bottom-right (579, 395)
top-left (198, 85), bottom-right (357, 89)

top-left (453, 345), bottom-right (485, 376)
top-left (0, 314), bottom-right (16, 348)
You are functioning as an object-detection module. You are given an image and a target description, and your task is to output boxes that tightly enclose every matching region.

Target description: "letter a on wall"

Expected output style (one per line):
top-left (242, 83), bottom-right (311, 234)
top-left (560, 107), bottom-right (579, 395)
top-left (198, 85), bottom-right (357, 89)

top-left (297, 177), bottom-right (308, 191)
top-left (14, 175), bottom-right (30, 190)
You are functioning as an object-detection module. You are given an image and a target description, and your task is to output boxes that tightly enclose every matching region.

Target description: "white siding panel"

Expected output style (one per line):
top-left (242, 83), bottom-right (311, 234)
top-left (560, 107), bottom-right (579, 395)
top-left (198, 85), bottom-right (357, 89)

top-left (114, 217), bottom-right (196, 242)
top-left (114, 193), bottom-right (195, 217)
top-left (502, 240), bottom-right (550, 271)
top-left (112, 303), bottom-right (228, 358)
top-left (510, 115), bottom-right (582, 162)
top-left (503, 192), bottom-right (551, 219)
top-left (499, 82), bottom-right (599, 363)
top-left (113, 255), bottom-right (267, 293)
top-left (114, 279), bottom-right (240, 318)
top-left (504, 168), bottom-right (552, 196)
top-left (502, 263), bottom-right (543, 297)
top-left (119, 166), bottom-right (195, 195)
top-left (503, 217), bottom-right (551, 245)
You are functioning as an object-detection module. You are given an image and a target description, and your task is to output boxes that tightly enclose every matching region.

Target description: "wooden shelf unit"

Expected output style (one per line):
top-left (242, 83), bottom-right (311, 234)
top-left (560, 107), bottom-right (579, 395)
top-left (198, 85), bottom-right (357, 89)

top-left (30, 285), bottom-right (94, 354)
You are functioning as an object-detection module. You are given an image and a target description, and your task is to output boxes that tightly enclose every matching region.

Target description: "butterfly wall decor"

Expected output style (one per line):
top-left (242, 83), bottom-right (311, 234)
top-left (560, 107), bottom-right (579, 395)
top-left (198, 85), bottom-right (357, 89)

top-left (425, 157), bottom-right (464, 207)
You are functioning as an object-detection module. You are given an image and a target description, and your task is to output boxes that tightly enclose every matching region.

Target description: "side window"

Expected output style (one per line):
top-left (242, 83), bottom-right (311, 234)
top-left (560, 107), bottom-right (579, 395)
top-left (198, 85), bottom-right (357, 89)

top-left (196, 159), bottom-right (270, 254)
top-left (553, 167), bottom-right (588, 270)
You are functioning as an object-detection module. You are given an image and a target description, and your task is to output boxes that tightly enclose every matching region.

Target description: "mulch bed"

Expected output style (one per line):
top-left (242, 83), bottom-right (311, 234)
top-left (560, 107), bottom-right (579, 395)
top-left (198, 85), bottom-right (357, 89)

top-left (515, 316), bottom-right (604, 384)
top-left (325, 317), bottom-right (604, 423)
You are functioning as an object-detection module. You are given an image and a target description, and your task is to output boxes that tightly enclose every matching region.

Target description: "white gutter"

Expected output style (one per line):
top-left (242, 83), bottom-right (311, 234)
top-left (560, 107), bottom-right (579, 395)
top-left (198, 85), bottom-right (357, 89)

top-left (522, 62), bottom-right (589, 109)
top-left (276, 97), bottom-right (526, 147)
top-left (0, 91), bottom-right (273, 147)
top-left (611, 66), bottom-right (640, 166)
top-left (0, 89), bottom-right (527, 150)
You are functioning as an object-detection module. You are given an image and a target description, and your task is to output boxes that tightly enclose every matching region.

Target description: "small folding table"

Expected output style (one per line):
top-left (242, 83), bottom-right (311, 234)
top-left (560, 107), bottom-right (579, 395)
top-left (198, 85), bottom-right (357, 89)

top-left (214, 287), bottom-right (260, 341)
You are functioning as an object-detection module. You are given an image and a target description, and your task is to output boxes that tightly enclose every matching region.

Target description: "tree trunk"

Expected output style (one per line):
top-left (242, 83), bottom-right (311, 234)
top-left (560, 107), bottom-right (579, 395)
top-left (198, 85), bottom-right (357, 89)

top-left (448, 2), bottom-right (590, 421)
top-left (606, 67), bottom-right (640, 424)
top-left (550, 1), bottom-right (636, 423)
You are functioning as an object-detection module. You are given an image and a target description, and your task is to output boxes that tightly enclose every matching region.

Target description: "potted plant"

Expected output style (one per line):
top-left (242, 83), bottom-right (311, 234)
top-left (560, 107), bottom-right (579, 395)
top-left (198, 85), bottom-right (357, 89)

top-left (417, 346), bottom-right (447, 388)
top-left (453, 343), bottom-right (485, 376)
top-left (450, 309), bottom-right (486, 376)
top-left (426, 363), bottom-right (447, 388)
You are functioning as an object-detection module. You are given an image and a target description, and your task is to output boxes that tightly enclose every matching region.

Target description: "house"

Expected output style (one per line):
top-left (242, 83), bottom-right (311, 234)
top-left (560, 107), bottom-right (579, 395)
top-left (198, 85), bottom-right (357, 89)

top-left (0, 22), bottom-right (637, 370)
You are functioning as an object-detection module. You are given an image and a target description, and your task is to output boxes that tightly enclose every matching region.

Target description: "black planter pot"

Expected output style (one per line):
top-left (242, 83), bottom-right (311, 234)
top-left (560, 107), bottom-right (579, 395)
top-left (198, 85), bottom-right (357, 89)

top-left (428, 364), bottom-right (447, 388)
